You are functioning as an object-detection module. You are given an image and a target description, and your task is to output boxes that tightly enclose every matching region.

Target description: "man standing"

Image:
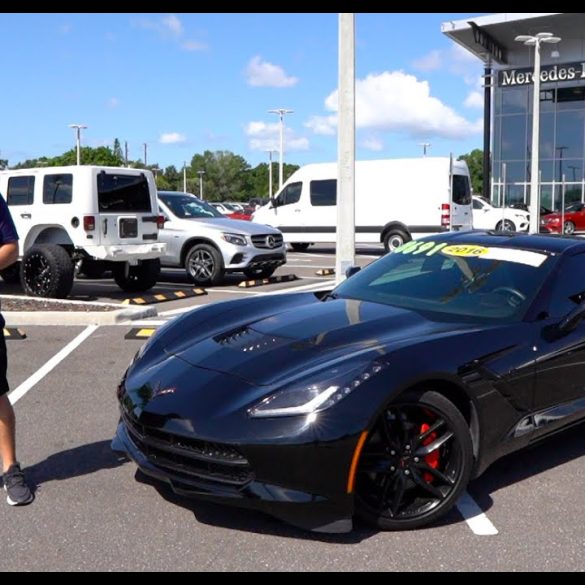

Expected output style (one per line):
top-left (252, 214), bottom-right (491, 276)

top-left (0, 194), bottom-right (33, 506)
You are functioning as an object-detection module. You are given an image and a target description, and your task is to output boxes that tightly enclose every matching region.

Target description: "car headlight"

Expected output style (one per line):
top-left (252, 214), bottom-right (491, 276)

top-left (222, 233), bottom-right (247, 246)
top-left (249, 359), bottom-right (389, 418)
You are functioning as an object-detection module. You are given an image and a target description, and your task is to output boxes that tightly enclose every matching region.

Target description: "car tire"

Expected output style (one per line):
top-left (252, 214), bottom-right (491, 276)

top-left (383, 229), bottom-right (411, 253)
top-left (0, 262), bottom-right (21, 284)
top-left (185, 244), bottom-right (224, 286)
top-left (496, 219), bottom-right (516, 232)
top-left (243, 267), bottom-right (276, 280)
top-left (564, 221), bottom-right (576, 235)
top-left (79, 259), bottom-right (108, 279)
top-left (355, 389), bottom-right (473, 531)
top-left (113, 259), bottom-right (160, 293)
top-left (290, 243), bottom-right (310, 252)
top-left (21, 245), bottom-right (74, 298)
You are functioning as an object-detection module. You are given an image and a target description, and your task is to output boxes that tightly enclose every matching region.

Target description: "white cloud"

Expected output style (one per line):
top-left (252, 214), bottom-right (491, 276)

top-left (245, 56), bottom-right (299, 88)
top-left (412, 49), bottom-right (442, 72)
top-left (360, 135), bottom-right (385, 152)
top-left (162, 14), bottom-right (183, 37)
top-left (106, 97), bottom-right (120, 109)
top-left (133, 14), bottom-right (207, 50)
top-left (464, 90), bottom-right (484, 109)
top-left (182, 39), bottom-right (207, 52)
top-left (159, 132), bottom-right (187, 145)
top-left (305, 71), bottom-right (482, 140)
top-left (244, 121), bottom-right (309, 151)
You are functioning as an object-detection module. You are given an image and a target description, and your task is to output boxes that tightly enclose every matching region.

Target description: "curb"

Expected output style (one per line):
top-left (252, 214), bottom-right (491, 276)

top-left (122, 288), bottom-right (207, 305)
top-left (238, 274), bottom-right (298, 289)
top-left (3, 305), bottom-right (157, 327)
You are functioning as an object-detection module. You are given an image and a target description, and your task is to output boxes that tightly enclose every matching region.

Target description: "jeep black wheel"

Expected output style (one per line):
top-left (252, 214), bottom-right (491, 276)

top-left (21, 245), bottom-right (74, 298)
top-left (185, 244), bottom-right (224, 286)
top-left (113, 259), bottom-right (160, 293)
top-left (0, 262), bottom-right (21, 284)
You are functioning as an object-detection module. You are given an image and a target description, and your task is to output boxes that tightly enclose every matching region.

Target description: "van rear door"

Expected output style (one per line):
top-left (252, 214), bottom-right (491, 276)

top-left (96, 171), bottom-right (159, 247)
top-left (450, 173), bottom-right (473, 231)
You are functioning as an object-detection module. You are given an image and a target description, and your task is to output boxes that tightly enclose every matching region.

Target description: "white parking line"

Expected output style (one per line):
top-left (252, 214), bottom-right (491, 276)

top-left (9, 325), bottom-right (99, 405)
top-left (456, 491), bottom-right (499, 536)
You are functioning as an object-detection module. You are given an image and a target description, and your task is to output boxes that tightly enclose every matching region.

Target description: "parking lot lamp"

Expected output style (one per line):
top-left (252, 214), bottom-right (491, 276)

top-left (268, 109), bottom-right (294, 189)
top-left (515, 32), bottom-right (561, 234)
top-left (68, 124), bottom-right (87, 166)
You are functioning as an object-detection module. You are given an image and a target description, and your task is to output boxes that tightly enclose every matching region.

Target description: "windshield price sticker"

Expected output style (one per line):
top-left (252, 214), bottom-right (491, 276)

top-left (395, 240), bottom-right (548, 267)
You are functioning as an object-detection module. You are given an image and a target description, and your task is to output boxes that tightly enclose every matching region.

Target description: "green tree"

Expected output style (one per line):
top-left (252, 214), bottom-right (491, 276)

top-left (458, 149), bottom-right (483, 194)
top-left (113, 138), bottom-right (124, 164)
top-left (0, 159), bottom-right (8, 170)
top-left (190, 150), bottom-right (251, 201)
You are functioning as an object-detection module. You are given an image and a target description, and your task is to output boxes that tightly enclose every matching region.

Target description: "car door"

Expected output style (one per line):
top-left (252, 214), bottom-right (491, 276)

top-left (269, 181), bottom-right (303, 234)
top-left (472, 197), bottom-right (488, 229)
top-left (533, 253), bottom-right (585, 429)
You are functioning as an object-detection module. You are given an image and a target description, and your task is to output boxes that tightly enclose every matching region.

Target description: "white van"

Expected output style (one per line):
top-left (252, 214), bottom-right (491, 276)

top-left (0, 165), bottom-right (165, 298)
top-left (252, 157), bottom-right (473, 252)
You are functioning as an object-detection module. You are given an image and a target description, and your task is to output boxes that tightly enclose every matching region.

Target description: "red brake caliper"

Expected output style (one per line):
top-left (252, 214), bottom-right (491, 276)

top-left (420, 423), bottom-right (440, 483)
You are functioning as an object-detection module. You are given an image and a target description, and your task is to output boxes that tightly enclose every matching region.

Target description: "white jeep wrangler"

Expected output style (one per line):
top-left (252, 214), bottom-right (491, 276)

top-left (0, 165), bottom-right (166, 298)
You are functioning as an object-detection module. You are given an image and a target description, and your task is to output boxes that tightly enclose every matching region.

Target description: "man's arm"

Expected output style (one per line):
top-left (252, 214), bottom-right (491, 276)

top-left (0, 242), bottom-right (18, 271)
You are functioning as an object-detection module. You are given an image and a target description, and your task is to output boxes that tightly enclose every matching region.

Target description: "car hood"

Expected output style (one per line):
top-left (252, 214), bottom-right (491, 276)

top-left (172, 216), bottom-right (281, 235)
top-left (168, 299), bottom-right (478, 386)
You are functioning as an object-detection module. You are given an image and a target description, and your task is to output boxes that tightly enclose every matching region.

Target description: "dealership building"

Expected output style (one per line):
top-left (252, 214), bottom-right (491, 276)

top-left (443, 13), bottom-right (585, 213)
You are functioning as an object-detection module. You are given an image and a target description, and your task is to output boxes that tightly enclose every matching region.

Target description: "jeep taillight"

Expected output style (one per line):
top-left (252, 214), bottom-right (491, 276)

top-left (157, 215), bottom-right (166, 229)
top-left (83, 215), bottom-right (96, 231)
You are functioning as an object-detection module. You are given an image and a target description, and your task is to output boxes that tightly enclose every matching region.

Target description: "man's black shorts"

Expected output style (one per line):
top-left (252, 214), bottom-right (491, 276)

top-left (0, 332), bottom-right (8, 397)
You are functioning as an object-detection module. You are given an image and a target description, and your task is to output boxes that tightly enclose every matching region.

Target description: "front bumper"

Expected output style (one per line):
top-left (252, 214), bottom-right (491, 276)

top-left (83, 243), bottom-right (166, 263)
top-left (222, 243), bottom-right (287, 272)
top-left (112, 420), bottom-right (354, 534)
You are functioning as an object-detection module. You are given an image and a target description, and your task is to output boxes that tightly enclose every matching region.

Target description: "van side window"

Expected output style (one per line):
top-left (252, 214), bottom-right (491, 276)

top-left (275, 182), bottom-right (302, 207)
top-left (43, 174), bottom-right (73, 204)
top-left (453, 175), bottom-right (471, 205)
top-left (310, 179), bottom-right (337, 206)
top-left (7, 176), bottom-right (35, 205)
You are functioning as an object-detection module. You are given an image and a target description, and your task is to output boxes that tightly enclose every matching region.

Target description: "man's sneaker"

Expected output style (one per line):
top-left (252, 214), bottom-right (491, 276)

top-left (3, 463), bottom-right (34, 506)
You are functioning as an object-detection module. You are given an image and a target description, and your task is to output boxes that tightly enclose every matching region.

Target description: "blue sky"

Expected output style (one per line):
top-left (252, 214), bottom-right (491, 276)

top-left (0, 12), bottom-right (489, 170)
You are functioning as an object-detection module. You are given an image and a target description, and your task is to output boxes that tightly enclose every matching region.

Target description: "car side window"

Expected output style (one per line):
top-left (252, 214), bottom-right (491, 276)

top-left (547, 253), bottom-right (585, 319)
top-left (473, 199), bottom-right (483, 210)
top-left (275, 182), bottom-right (302, 207)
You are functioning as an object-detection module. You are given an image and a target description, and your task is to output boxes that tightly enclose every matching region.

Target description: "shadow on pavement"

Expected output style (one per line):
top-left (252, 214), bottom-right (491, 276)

top-left (20, 440), bottom-right (129, 491)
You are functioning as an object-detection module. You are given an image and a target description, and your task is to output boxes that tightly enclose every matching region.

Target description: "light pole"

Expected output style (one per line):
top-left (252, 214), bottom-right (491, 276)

top-left (197, 170), bottom-right (205, 200)
top-left (268, 108), bottom-right (294, 189)
top-left (68, 124), bottom-right (87, 166)
top-left (515, 32), bottom-right (561, 233)
top-left (419, 142), bottom-right (431, 157)
top-left (265, 149), bottom-right (277, 198)
top-left (183, 161), bottom-right (187, 193)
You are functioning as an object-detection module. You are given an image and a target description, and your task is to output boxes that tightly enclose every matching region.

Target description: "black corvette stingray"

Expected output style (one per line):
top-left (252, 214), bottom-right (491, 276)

top-left (113, 231), bottom-right (585, 533)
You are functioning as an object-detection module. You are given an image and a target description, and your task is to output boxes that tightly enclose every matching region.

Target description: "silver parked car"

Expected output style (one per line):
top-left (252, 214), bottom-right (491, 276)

top-left (158, 191), bottom-right (286, 286)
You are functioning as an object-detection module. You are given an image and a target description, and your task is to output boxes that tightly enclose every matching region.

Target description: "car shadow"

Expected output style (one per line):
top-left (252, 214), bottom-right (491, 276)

top-left (466, 422), bottom-right (585, 513)
top-left (11, 440), bottom-right (129, 493)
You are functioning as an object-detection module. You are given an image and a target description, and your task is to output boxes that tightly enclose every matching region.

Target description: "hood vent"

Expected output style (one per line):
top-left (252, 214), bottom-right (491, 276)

top-left (214, 326), bottom-right (285, 353)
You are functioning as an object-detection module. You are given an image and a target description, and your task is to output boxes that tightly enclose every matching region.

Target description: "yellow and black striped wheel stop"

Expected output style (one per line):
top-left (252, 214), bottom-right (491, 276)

top-left (316, 268), bottom-right (335, 276)
top-left (238, 274), bottom-right (298, 289)
top-left (3, 328), bottom-right (27, 340)
top-left (125, 327), bottom-right (158, 340)
top-left (122, 287), bottom-right (207, 305)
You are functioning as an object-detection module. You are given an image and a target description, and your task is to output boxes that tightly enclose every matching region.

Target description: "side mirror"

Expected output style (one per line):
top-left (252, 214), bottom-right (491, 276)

top-left (556, 303), bottom-right (585, 337)
top-left (345, 265), bottom-right (361, 279)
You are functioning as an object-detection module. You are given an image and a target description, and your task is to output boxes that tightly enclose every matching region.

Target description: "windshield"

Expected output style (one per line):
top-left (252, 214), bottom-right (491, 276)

top-left (334, 239), bottom-right (556, 322)
top-left (159, 193), bottom-right (223, 219)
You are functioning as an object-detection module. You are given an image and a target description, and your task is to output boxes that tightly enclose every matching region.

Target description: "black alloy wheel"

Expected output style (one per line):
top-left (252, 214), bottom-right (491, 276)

top-left (21, 245), bottom-right (74, 298)
top-left (355, 390), bottom-right (472, 531)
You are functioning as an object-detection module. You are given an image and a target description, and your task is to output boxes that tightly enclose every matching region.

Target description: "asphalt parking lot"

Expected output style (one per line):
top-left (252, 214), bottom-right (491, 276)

top-left (2, 245), bottom-right (585, 571)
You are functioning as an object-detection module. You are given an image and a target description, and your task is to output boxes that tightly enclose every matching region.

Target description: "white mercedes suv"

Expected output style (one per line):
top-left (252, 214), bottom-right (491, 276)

top-left (158, 191), bottom-right (286, 286)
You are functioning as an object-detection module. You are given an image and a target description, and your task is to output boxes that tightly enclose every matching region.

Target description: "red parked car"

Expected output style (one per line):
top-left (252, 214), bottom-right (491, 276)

top-left (541, 202), bottom-right (585, 234)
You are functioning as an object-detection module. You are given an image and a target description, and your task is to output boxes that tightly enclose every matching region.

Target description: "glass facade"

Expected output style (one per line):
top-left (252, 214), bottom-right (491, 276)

top-left (493, 74), bottom-right (585, 211)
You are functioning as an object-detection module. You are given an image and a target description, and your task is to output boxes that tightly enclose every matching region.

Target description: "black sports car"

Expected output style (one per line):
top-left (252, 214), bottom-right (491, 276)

top-left (113, 231), bottom-right (585, 533)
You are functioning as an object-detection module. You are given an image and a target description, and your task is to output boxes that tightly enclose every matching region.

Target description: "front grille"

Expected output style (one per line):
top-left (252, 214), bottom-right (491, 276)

top-left (122, 410), bottom-right (253, 487)
top-left (251, 233), bottom-right (284, 249)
